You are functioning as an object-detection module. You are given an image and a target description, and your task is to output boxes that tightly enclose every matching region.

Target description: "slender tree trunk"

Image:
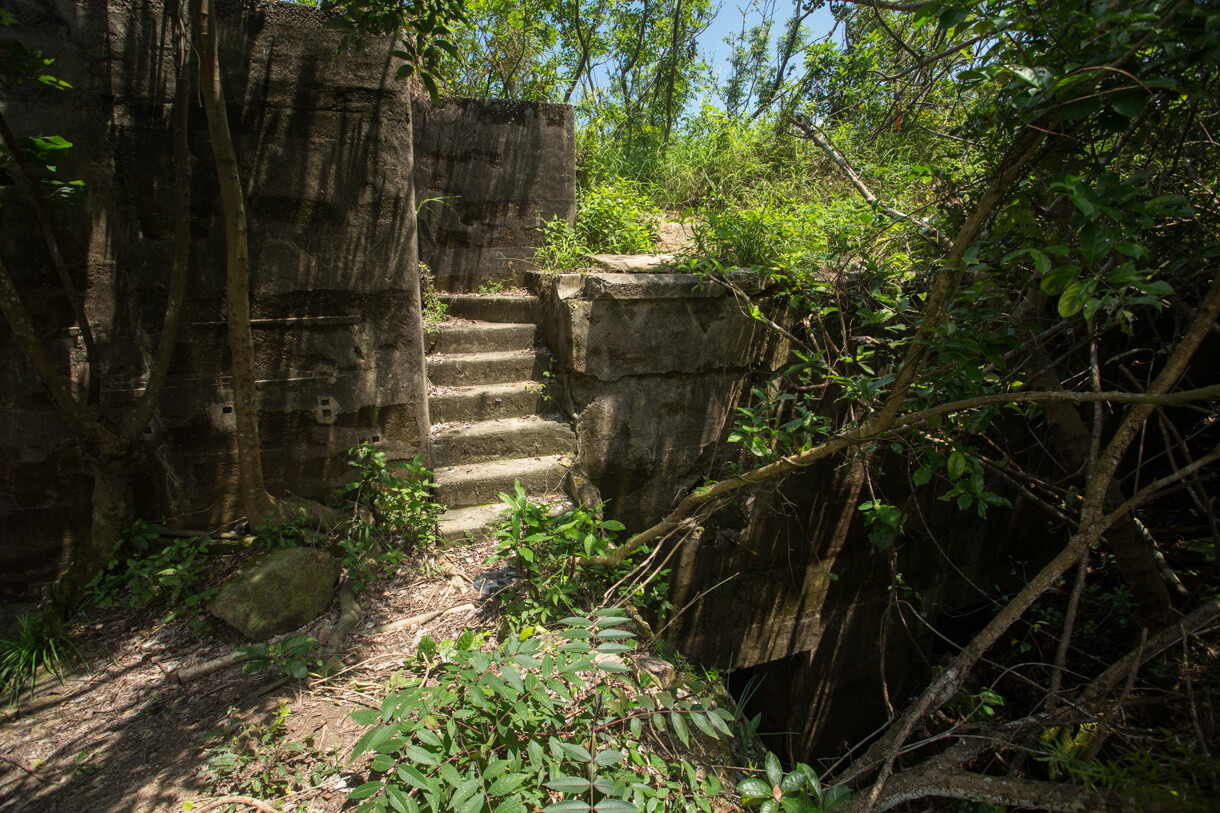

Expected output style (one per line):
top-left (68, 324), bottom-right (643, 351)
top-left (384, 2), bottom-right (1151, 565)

top-left (55, 453), bottom-right (133, 604)
top-left (196, 0), bottom-right (277, 528)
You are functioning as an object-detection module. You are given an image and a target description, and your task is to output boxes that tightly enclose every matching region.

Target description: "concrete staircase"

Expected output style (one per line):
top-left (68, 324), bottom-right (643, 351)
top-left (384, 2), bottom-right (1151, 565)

top-left (428, 294), bottom-right (576, 543)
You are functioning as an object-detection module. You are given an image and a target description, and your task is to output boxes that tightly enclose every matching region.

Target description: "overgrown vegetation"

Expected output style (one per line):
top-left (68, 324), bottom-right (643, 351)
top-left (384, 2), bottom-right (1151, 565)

top-left (198, 698), bottom-right (340, 800)
top-left (536, 180), bottom-right (661, 271)
top-left (4, 0), bottom-right (1220, 810)
top-left (347, 611), bottom-right (748, 813)
top-left (485, 482), bottom-right (673, 628)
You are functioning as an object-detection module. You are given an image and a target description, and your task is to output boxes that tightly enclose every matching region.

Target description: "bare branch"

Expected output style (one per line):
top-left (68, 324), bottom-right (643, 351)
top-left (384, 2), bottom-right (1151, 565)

top-left (791, 115), bottom-right (952, 250)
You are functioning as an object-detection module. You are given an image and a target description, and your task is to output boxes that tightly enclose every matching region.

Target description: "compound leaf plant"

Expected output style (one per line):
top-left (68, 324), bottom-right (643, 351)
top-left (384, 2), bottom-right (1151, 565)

top-left (347, 610), bottom-right (738, 813)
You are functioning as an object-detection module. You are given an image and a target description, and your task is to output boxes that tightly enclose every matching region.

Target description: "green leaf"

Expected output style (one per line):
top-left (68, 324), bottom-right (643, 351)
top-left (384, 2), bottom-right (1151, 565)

top-left (488, 772), bottom-right (529, 796)
top-left (558, 642), bottom-right (594, 653)
top-left (386, 784), bottom-right (411, 813)
top-left (351, 725), bottom-right (396, 759)
top-left (690, 712), bottom-right (717, 739)
top-left (594, 629), bottom-right (635, 640)
top-left (396, 764), bottom-right (434, 791)
top-left (439, 763), bottom-right (463, 788)
top-left (708, 711), bottom-right (734, 737)
top-left (593, 801), bottom-right (637, 813)
top-left (546, 776), bottom-right (592, 793)
top-left (1110, 88), bottom-right (1147, 118)
top-left (1058, 279), bottom-right (1096, 318)
top-left (545, 803), bottom-right (593, 813)
top-left (780, 769), bottom-right (807, 794)
top-left (738, 778), bottom-right (772, 801)
top-left (593, 749), bottom-right (626, 767)
top-left (1029, 248), bottom-right (1051, 275)
top-left (1078, 221), bottom-right (1114, 266)
top-left (946, 450), bottom-right (966, 480)
top-left (559, 743), bottom-right (593, 763)
top-left (494, 797), bottom-right (527, 813)
top-left (670, 712), bottom-right (690, 747)
top-left (595, 642), bottom-right (633, 654)
top-left (765, 752), bottom-right (783, 787)
top-left (1039, 264), bottom-right (1079, 296)
top-left (350, 780), bottom-right (385, 800)
top-left (405, 744), bottom-right (440, 765)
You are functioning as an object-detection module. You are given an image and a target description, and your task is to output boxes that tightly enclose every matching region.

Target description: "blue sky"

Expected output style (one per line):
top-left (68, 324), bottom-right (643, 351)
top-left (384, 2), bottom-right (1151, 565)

top-left (699, 0), bottom-right (840, 97)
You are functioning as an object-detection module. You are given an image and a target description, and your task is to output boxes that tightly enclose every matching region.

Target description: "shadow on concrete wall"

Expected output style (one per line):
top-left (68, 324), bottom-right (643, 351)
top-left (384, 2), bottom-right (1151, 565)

top-left (0, 0), bottom-right (427, 592)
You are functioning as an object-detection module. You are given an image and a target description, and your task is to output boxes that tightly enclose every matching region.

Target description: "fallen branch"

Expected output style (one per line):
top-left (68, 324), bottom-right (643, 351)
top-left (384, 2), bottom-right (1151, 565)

top-left (188, 795), bottom-right (280, 813)
top-left (0, 752), bottom-right (49, 783)
top-left (169, 650), bottom-right (248, 684)
top-left (791, 115), bottom-right (951, 251)
top-left (320, 578), bottom-right (363, 676)
top-left (361, 602), bottom-right (476, 635)
top-left (848, 764), bottom-right (1188, 812)
top-left (324, 579), bottom-right (363, 656)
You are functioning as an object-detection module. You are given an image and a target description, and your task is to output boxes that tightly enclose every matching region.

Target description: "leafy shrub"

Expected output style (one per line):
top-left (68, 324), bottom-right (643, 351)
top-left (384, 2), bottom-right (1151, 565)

top-left (336, 444), bottom-right (444, 590)
top-left (486, 482), bottom-right (672, 627)
top-left (239, 634), bottom-right (322, 680)
top-left (419, 262), bottom-right (448, 325)
top-left (348, 611), bottom-right (735, 813)
top-left (577, 181), bottom-right (659, 255)
top-left (86, 519), bottom-right (219, 626)
top-left (0, 611), bottom-right (81, 702)
top-left (737, 752), bottom-right (849, 813)
top-left (534, 216), bottom-right (587, 271)
top-left (339, 444), bottom-right (442, 548)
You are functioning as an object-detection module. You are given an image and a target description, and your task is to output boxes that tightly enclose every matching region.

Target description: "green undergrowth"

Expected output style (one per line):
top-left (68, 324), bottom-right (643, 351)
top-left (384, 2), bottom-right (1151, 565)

top-left (536, 180), bottom-right (660, 271)
top-left (0, 611), bottom-right (82, 703)
top-left (197, 698), bottom-right (340, 802)
top-left (347, 611), bottom-right (745, 813)
top-left (85, 442), bottom-right (443, 626)
top-left (485, 481), bottom-right (674, 629)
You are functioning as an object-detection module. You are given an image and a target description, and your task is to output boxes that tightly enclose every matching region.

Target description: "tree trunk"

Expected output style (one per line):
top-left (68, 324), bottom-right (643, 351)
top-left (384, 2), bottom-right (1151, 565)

top-left (54, 453), bottom-right (134, 607)
top-left (196, 0), bottom-right (277, 528)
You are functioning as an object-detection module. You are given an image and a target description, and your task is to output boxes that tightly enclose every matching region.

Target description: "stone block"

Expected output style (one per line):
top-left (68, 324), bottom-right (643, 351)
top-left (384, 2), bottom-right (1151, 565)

top-left (210, 546), bottom-right (341, 640)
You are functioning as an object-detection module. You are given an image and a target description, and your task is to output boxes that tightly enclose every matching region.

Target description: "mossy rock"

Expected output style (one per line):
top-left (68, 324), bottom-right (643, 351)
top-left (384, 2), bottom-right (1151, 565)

top-left (209, 547), bottom-right (340, 640)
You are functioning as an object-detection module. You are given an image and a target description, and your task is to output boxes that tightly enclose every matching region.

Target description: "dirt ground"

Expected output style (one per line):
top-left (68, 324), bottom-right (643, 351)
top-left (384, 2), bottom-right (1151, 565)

top-left (0, 539), bottom-right (511, 813)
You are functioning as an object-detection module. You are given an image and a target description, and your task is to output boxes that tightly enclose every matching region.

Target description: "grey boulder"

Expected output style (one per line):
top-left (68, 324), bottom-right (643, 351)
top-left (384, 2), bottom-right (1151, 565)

top-left (210, 547), bottom-right (340, 640)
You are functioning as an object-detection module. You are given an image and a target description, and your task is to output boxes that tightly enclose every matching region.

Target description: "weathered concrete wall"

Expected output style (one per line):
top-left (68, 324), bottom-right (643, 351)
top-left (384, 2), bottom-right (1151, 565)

top-left (533, 270), bottom-right (787, 527)
top-left (414, 99), bottom-right (576, 292)
top-left (0, 0), bottom-right (429, 599)
top-left (662, 446), bottom-right (1060, 761)
top-left (532, 268), bottom-right (1059, 762)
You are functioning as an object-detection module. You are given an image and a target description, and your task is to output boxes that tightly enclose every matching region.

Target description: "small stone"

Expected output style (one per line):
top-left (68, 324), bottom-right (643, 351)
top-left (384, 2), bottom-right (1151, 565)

top-left (634, 656), bottom-right (676, 689)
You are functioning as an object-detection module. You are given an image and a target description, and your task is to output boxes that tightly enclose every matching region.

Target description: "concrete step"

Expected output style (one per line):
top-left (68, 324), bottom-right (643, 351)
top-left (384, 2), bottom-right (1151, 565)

top-left (438, 503), bottom-right (510, 545)
top-left (435, 453), bottom-right (571, 510)
top-left (429, 381), bottom-right (547, 424)
top-left (426, 322), bottom-right (537, 355)
top-left (428, 381), bottom-right (548, 424)
top-left (427, 348), bottom-right (551, 387)
top-left (431, 416), bottom-right (575, 468)
top-left (438, 497), bottom-right (575, 545)
top-left (439, 294), bottom-right (542, 324)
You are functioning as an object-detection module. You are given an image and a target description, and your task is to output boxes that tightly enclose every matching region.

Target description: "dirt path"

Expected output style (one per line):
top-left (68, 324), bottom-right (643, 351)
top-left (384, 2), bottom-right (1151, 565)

top-left (0, 540), bottom-right (505, 812)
